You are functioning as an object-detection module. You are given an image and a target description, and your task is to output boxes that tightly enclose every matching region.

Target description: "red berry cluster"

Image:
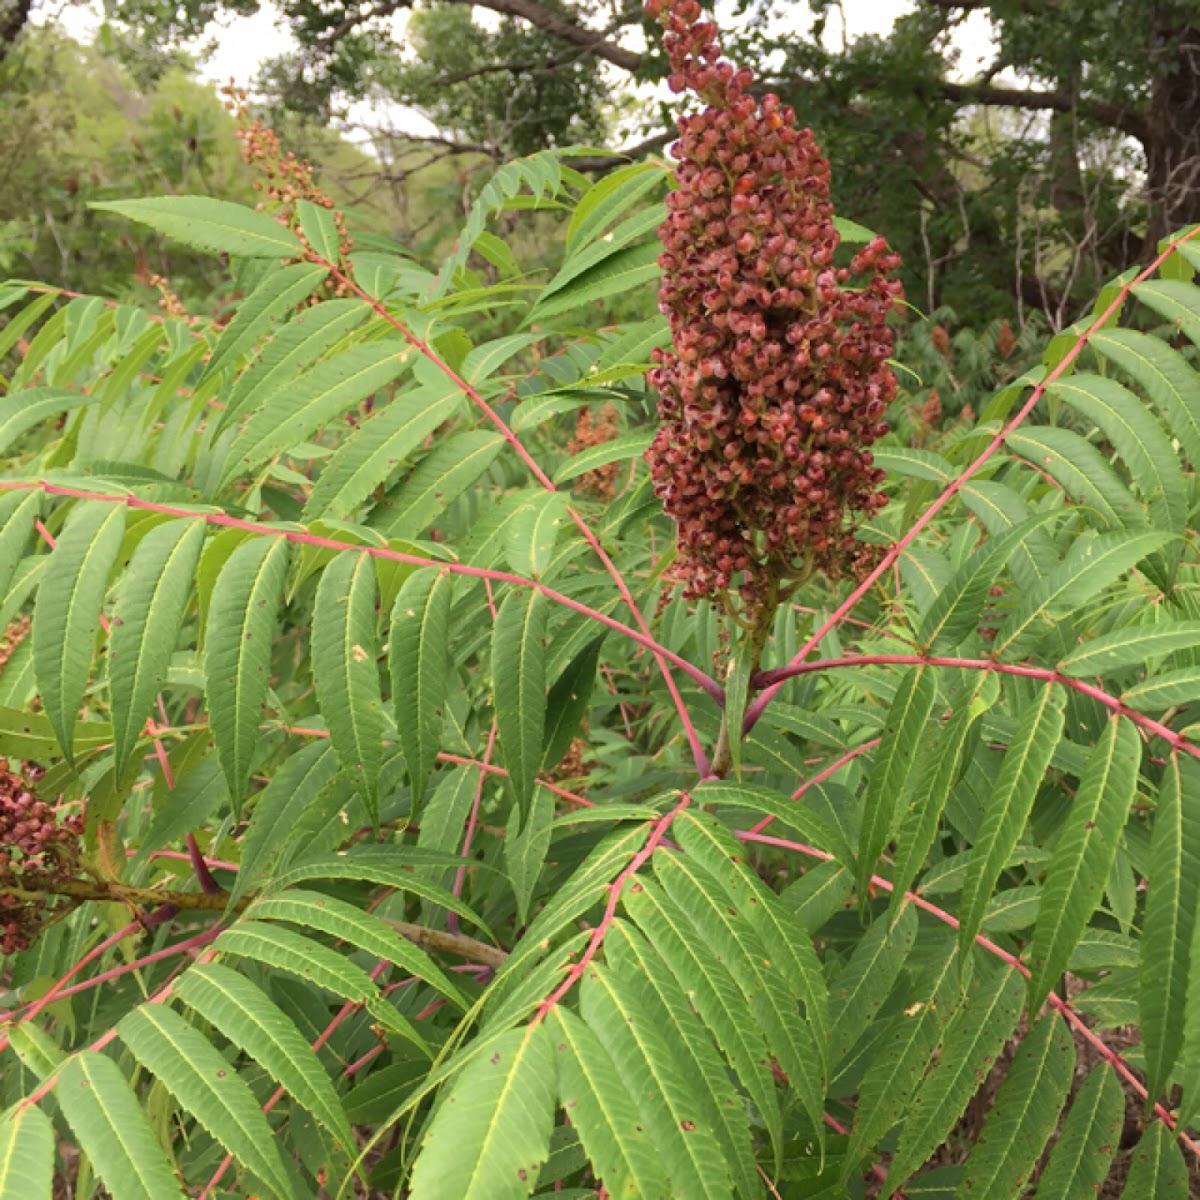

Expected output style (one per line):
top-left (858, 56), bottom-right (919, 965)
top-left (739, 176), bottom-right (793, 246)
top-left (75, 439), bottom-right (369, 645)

top-left (0, 760), bottom-right (81, 955)
top-left (220, 82), bottom-right (355, 291)
top-left (567, 404), bottom-right (621, 500)
top-left (643, 0), bottom-right (903, 607)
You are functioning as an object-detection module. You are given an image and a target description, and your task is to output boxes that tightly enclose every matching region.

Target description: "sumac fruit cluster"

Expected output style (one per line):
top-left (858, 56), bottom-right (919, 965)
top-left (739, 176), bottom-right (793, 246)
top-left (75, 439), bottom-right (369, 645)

top-left (644, 0), bottom-right (903, 608)
top-left (0, 760), bottom-right (82, 954)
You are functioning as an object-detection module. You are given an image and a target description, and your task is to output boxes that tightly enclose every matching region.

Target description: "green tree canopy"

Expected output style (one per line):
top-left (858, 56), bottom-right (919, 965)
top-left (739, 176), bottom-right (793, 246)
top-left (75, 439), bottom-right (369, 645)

top-left (6, 0), bottom-right (1199, 322)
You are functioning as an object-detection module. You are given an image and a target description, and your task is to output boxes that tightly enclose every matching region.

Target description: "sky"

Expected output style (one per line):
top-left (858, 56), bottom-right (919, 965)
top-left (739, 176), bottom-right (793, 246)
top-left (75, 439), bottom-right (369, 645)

top-left (43, 0), bottom-right (997, 145)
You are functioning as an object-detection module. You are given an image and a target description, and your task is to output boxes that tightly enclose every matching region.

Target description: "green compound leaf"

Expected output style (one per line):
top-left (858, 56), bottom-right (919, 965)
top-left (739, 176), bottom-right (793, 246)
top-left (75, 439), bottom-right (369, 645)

top-left (372, 431), bottom-right (505, 537)
top-left (108, 519), bottom-right (205, 779)
top-left (1140, 754), bottom-right (1200, 1109)
top-left (214, 920), bottom-right (376, 1002)
top-left (1050, 374), bottom-right (1187, 532)
top-left (889, 672), bottom-right (996, 919)
top-left (995, 531), bottom-right (1172, 660)
top-left (303, 380), bottom-right (462, 521)
top-left (0, 1104), bottom-right (54, 1199)
top-left (1033, 1066), bottom-right (1123, 1199)
top-left (33, 501), bottom-right (126, 763)
top-left (117, 1004), bottom-right (294, 1200)
top-left (957, 684), bottom-right (1063, 959)
top-left (248, 889), bottom-right (467, 1010)
top-left (230, 739), bottom-right (340, 905)
top-left (1119, 1122), bottom-right (1189, 1198)
top-left (407, 1023), bottom-right (555, 1200)
top-left (674, 810), bottom-right (830, 1056)
top-left (918, 512), bottom-right (1060, 651)
top-left (845, 939), bottom-right (958, 1177)
top-left (546, 1006), bottom-right (669, 1200)
top-left (542, 634), bottom-right (602, 772)
top-left (506, 782), bottom-right (554, 925)
top-left (1090, 327), bottom-right (1200, 470)
top-left (492, 587), bottom-right (548, 818)
top-left (203, 534), bottom-right (289, 812)
top-left (221, 342), bottom-right (411, 488)
top-left (202, 261), bottom-right (328, 382)
top-left (954, 1013), bottom-right (1074, 1198)
top-left (553, 432), bottom-right (650, 486)
top-left (0, 388), bottom-right (93, 457)
top-left (828, 903), bottom-right (918, 1065)
top-left (621, 874), bottom-right (785, 1172)
top-left (1058, 620), bottom-right (1200, 676)
top-left (390, 567), bottom-right (453, 805)
top-left (580, 957), bottom-right (736, 1200)
top-left (505, 491), bottom-right (569, 580)
top-left (884, 967), bottom-right (1024, 1192)
top-left (312, 551), bottom-right (384, 821)
top-left (653, 850), bottom-right (825, 1138)
top-left (295, 198), bottom-right (342, 265)
top-left (93, 195), bottom-right (302, 258)
top-left (602, 919), bottom-right (759, 1196)
top-left (1027, 716), bottom-right (1140, 1013)
top-left (0, 490), bottom-right (39, 598)
top-left (173, 962), bottom-right (354, 1155)
top-left (857, 665), bottom-right (937, 898)
top-left (56, 1052), bottom-right (185, 1200)
top-left (220, 299), bottom-right (371, 434)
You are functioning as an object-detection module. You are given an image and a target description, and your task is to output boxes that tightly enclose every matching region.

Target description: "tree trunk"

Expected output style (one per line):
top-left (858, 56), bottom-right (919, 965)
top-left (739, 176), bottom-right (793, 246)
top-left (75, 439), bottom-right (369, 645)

top-left (1143, 16), bottom-right (1200, 247)
top-left (0, 0), bottom-right (31, 62)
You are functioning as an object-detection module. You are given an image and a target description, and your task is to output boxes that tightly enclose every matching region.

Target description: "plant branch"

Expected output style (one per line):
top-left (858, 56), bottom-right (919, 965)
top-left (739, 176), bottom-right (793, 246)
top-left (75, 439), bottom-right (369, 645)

top-left (751, 653), bottom-right (1200, 762)
top-left (0, 478), bottom-right (724, 703)
top-left (744, 223), bottom-right (1200, 733)
top-left (1, 878), bottom-right (506, 970)
top-left (309, 254), bottom-right (717, 767)
top-left (734, 826), bottom-right (1200, 1163)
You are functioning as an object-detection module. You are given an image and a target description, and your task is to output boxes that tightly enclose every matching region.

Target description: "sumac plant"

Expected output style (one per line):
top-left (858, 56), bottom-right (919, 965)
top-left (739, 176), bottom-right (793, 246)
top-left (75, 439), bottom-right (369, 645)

top-left (3, 6), bottom-right (1200, 1199)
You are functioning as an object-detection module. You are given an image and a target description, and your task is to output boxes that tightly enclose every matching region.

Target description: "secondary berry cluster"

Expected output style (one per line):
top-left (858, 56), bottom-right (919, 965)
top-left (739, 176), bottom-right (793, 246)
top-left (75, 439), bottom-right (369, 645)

top-left (0, 760), bottom-right (82, 954)
top-left (220, 82), bottom-right (355, 287)
top-left (643, 0), bottom-right (903, 609)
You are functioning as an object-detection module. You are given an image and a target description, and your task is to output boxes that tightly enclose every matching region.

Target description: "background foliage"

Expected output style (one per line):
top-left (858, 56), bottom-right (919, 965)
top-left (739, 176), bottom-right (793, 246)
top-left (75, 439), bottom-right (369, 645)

top-left (3, 2), bottom-right (1200, 1198)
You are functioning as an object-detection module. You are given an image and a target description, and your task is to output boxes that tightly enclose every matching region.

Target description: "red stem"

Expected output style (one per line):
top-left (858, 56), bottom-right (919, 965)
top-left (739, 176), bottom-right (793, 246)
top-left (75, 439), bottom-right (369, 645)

top-left (733, 828), bottom-right (1200, 1162)
top-left (449, 723), bottom-right (498, 936)
top-left (0, 927), bottom-right (221, 1032)
top-left (751, 653), bottom-right (1200, 761)
top-left (314, 255), bottom-right (711, 773)
top-left (745, 224), bottom-right (1200, 733)
top-left (532, 792), bottom-right (693, 1024)
top-left (0, 478), bottom-right (723, 703)
top-left (0, 920), bottom-right (141, 1050)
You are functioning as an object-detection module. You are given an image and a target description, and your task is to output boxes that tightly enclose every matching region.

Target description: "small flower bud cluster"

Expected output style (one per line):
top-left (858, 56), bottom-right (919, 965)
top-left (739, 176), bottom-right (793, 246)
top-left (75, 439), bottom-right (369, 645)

top-left (567, 404), bottom-right (621, 500)
top-left (0, 615), bottom-right (30, 673)
top-left (0, 760), bottom-right (81, 955)
top-left (145, 273), bottom-right (190, 321)
top-left (643, 0), bottom-right (902, 605)
top-left (220, 83), bottom-right (354, 293)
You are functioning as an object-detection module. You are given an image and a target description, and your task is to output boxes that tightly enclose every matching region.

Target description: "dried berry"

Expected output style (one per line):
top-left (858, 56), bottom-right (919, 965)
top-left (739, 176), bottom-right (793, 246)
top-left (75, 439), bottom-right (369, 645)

top-left (567, 405), bottom-right (622, 500)
top-left (996, 318), bottom-right (1015, 360)
top-left (643, 0), bottom-right (903, 610)
top-left (920, 388), bottom-right (943, 429)
top-left (220, 83), bottom-right (355, 293)
top-left (0, 758), bottom-right (82, 954)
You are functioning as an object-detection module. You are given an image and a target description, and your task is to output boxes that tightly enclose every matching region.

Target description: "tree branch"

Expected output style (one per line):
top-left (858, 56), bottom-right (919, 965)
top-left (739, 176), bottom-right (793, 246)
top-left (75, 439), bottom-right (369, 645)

top-left (936, 79), bottom-right (1148, 143)
top-left (566, 130), bottom-right (675, 171)
top-left (314, 0), bottom-right (642, 72)
top-left (439, 0), bottom-right (642, 71)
